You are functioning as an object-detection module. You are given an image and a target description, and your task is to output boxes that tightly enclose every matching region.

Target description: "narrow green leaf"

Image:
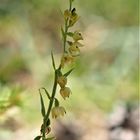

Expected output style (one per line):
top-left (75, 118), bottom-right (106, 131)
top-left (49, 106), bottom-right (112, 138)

top-left (39, 92), bottom-right (46, 117)
top-left (34, 136), bottom-right (42, 140)
top-left (54, 98), bottom-right (59, 107)
top-left (63, 68), bottom-right (74, 77)
top-left (51, 51), bottom-right (56, 70)
top-left (40, 87), bottom-right (50, 99)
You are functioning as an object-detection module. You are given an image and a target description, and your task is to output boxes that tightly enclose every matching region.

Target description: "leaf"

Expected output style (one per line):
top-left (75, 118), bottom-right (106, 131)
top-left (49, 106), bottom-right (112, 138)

top-left (40, 87), bottom-right (50, 99)
top-left (61, 27), bottom-right (65, 39)
top-left (51, 51), bottom-right (56, 70)
top-left (67, 32), bottom-right (74, 37)
top-left (54, 98), bottom-right (59, 107)
top-left (34, 136), bottom-right (42, 140)
top-left (63, 68), bottom-right (74, 77)
top-left (39, 93), bottom-right (46, 117)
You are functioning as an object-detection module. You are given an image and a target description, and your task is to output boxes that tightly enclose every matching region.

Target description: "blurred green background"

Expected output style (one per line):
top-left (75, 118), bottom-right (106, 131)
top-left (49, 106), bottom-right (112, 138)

top-left (0, 0), bottom-right (139, 140)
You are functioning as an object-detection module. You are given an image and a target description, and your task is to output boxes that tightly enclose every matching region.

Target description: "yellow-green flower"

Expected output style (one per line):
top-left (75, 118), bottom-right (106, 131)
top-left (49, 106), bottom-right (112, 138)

top-left (60, 53), bottom-right (74, 68)
top-left (57, 76), bottom-right (67, 88)
top-left (51, 106), bottom-right (66, 119)
top-left (64, 9), bottom-right (71, 20)
top-left (60, 87), bottom-right (71, 100)
top-left (69, 15), bottom-right (79, 27)
top-left (69, 44), bottom-right (80, 57)
top-left (69, 8), bottom-right (79, 27)
top-left (72, 31), bottom-right (83, 41)
top-left (74, 41), bottom-right (84, 47)
top-left (67, 41), bottom-right (83, 47)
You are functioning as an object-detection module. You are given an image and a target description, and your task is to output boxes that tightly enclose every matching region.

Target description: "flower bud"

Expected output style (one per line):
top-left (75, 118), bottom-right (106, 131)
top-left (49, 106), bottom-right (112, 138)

top-left (69, 8), bottom-right (79, 27)
top-left (64, 9), bottom-right (71, 20)
top-left (57, 76), bottom-right (67, 88)
top-left (60, 87), bottom-right (71, 100)
top-left (46, 127), bottom-right (51, 134)
top-left (40, 125), bottom-right (51, 134)
top-left (69, 14), bottom-right (79, 27)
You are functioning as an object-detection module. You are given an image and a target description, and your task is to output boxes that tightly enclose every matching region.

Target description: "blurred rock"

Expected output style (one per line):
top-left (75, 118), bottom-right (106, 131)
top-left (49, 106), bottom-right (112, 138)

top-left (110, 128), bottom-right (136, 140)
top-left (55, 121), bottom-right (82, 140)
top-left (108, 102), bottom-right (127, 129)
top-left (108, 102), bottom-right (139, 140)
top-left (0, 107), bottom-right (23, 132)
top-left (54, 110), bottom-right (109, 140)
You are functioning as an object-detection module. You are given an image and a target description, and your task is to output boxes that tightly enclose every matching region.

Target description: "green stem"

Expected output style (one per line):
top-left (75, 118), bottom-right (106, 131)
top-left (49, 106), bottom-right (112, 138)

top-left (42, 70), bottom-right (58, 140)
top-left (69, 0), bottom-right (72, 11)
top-left (63, 0), bottom-right (72, 52)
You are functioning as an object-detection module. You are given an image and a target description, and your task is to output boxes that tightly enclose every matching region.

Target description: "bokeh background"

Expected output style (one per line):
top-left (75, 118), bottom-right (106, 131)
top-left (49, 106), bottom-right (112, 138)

top-left (0, 0), bottom-right (139, 140)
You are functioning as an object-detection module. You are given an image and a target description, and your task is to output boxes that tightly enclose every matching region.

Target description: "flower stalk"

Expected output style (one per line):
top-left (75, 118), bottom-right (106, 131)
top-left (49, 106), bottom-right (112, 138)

top-left (34, 0), bottom-right (83, 139)
top-left (63, 0), bottom-right (73, 52)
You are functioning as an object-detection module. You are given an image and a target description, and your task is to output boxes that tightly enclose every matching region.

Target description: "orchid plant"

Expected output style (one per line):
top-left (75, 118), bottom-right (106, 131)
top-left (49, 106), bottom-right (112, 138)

top-left (34, 0), bottom-right (83, 139)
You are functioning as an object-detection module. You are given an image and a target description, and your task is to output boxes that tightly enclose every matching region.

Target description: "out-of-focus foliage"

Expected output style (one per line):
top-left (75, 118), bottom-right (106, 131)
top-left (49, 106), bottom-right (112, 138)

top-left (0, 0), bottom-right (139, 139)
top-left (76, 0), bottom-right (139, 26)
top-left (0, 0), bottom-right (138, 110)
top-left (0, 85), bottom-right (23, 114)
